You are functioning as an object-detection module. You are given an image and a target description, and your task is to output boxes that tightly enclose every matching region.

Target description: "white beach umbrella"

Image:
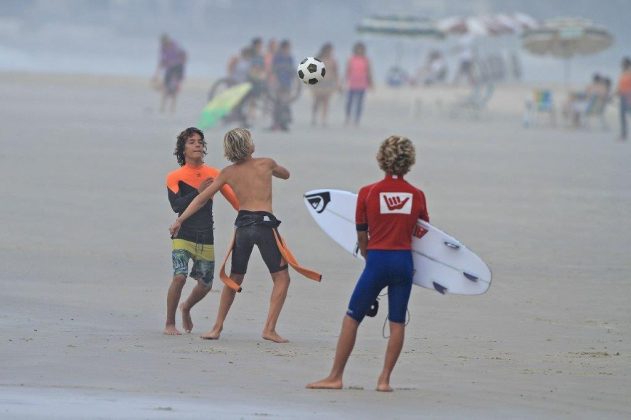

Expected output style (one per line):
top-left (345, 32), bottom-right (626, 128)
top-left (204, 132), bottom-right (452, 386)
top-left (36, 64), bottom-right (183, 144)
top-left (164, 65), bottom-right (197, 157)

top-left (521, 17), bottom-right (613, 84)
top-left (437, 13), bottom-right (539, 38)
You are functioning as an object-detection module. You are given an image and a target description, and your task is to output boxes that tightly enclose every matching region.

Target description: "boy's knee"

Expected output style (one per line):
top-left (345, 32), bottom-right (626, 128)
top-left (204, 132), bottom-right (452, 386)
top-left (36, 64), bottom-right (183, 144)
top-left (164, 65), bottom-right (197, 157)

top-left (172, 275), bottom-right (187, 286)
top-left (197, 278), bottom-right (213, 291)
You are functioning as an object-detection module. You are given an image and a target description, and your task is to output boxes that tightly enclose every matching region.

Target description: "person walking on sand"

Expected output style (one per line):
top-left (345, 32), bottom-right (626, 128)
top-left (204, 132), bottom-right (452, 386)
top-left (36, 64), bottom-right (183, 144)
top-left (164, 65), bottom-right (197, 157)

top-left (270, 40), bottom-right (296, 131)
top-left (311, 42), bottom-right (340, 126)
top-left (345, 42), bottom-right (373, 126)
top-left (307, 135), bottom-right (429, 391)
top-left (617, 57), bottom-right (631, 141)
top-left (154, 34), bottom-right (187, 113)
top-left (169, 128), bottom-right (320, 343)
top-left (164, 127), bottom-right (239, 335)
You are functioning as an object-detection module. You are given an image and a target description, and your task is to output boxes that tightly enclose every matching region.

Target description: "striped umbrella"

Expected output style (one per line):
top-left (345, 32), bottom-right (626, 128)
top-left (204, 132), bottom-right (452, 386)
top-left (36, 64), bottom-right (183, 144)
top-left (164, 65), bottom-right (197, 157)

top-left (438, 13), bottom-right (539, 38)
top-left (356, 15), bottom-right (444, 75)
top-left (357, 15), bottom-right (445, 39)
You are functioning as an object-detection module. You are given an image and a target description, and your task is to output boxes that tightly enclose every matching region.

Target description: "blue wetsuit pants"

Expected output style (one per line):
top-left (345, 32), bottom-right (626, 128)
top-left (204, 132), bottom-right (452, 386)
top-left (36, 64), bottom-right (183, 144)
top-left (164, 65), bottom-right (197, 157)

top-left (347, 250), bottom-right (414, 324)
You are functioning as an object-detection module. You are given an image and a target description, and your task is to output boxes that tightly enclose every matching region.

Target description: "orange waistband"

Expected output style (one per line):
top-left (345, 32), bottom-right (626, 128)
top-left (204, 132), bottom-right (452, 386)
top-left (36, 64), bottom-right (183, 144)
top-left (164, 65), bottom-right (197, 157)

top-left (218, 229), bottom-right (321, 293)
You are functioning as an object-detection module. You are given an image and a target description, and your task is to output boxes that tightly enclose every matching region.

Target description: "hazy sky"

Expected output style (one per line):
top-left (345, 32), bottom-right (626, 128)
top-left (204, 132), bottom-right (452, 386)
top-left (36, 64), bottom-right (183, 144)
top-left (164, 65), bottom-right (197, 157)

top-left (1, 0), bottom-right (629, 84)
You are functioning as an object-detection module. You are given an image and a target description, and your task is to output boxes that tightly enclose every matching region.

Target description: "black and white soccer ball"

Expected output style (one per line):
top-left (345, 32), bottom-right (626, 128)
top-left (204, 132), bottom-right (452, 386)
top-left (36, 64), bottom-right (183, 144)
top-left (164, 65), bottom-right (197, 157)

top-left (297, 57), bottom-right (326, 85)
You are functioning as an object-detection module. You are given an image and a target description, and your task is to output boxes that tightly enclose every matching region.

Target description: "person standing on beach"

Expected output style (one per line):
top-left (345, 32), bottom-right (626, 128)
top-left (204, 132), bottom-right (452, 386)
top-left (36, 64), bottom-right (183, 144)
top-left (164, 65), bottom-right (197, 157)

top-left (270, 40), bottom-right (296, 131)
top-left (307, 135), bottom-right (428, 391)
top-left (169, 128), bottom-right (320, 343)
top-left (154, 34), bottom-right (187, 113)
top-left (345, 42), bottom-right (373, 126)
top-left (617, 57), bottom-right (631, 141)
top-left (165, 127), bottom-right (239, 335)
top-left (311, 42), bottom-right (340, 127)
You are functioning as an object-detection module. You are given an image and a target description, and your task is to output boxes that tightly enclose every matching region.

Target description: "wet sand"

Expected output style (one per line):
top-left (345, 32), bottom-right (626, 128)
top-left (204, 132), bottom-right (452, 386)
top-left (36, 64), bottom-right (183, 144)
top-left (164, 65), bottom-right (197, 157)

top-left (0, 72), bottom-right (630, 418)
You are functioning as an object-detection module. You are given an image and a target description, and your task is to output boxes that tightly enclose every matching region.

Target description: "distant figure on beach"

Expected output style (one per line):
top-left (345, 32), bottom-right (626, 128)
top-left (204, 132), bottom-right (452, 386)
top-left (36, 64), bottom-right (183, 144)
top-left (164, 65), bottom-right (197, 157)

top-left (264, 38), bottom-right (278, 82)
top-left (246, 37), bottom-right (268, 122)
top-left (307, 135), bottom-right (429, 392)
top-left (452, 35), bottom-right (475, 86)
top-left (169, 128), bottom-right (321, 343)
top-left (227, 47), bottom-right (254, 85)
top-left (311, 42), bottom-right (339, 126)
top-left (270, 40), bottom-right (295, 131)
top-left (416, 50), bottom-right (447, 86)
top-left (345, 42), bottom-right (373, 126)
top-left (564, 74), bottom-right (610, 127)
top-left (617, 57), bottom-right (631, 141)
top-left (154, 34), bottom-right (187, 113)
top-left (164, 128), bottom-right (239, 335)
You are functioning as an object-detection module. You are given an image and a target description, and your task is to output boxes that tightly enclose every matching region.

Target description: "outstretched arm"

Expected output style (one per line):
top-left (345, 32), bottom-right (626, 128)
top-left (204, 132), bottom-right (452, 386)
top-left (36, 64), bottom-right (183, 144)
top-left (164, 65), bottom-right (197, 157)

top-left (271, 159), bottom-right (290, 180)
top-left (169, 172), bottom-right (227, 236)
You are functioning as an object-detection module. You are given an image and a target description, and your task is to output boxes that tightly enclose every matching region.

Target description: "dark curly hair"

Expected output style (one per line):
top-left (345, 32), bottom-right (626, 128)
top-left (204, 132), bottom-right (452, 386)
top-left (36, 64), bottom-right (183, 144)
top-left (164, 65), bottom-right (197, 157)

top-left (174, 127), bottom-right (206, 166)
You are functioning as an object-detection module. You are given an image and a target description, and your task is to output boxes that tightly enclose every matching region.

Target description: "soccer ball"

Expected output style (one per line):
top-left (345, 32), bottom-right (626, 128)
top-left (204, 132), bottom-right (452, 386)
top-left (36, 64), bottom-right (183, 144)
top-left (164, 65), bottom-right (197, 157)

top-left (297, 57), bottom-right (326, 85)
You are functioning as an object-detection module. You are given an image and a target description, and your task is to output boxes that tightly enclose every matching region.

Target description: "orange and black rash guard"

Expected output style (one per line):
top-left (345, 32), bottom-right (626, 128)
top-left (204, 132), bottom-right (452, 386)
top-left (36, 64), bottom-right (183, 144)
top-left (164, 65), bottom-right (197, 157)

top-left (166, 164), bottom-right (239, 244)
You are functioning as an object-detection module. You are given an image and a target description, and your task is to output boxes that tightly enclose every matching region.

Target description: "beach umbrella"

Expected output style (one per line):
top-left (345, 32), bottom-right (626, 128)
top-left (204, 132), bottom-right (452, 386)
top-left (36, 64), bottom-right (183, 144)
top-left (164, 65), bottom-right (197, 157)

top-left (357, 15), bottom-right (445, 39)
top-left (437, 13), bottom-right (539, 38)
top-left (356, 15), bottom-right (444, 77)
top-left (521, 17), bottom-right (613, 84)
top-left (198, 82), bottom-right (251, 129)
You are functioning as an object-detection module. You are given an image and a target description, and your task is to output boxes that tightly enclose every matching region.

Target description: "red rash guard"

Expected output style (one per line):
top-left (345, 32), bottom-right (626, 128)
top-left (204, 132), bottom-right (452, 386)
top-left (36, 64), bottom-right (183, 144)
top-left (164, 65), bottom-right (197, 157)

top-left (355, 174), bottom-right (429, 251)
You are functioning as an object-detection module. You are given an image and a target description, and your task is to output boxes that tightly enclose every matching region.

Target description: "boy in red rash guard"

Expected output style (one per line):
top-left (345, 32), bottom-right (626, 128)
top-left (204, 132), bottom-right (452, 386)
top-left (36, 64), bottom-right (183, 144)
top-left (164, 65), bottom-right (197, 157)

top-left (308, 135), bottom-right (428, 392)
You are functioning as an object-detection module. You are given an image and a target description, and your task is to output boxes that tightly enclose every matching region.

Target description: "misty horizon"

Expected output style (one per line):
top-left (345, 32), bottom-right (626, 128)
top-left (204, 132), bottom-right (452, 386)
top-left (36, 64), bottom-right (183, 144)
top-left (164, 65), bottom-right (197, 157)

top-left (1, 0), bottom-right (629, 85)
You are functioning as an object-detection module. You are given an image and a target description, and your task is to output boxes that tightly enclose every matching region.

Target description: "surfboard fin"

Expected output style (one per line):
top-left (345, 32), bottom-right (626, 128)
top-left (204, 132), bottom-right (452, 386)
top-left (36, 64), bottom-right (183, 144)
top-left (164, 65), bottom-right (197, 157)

top-left (443, 241), bottom-right (461, 250)
top-left (433, 282), bottom-right (447, 294)
top-left (463, 272), bottom-right (478, 282)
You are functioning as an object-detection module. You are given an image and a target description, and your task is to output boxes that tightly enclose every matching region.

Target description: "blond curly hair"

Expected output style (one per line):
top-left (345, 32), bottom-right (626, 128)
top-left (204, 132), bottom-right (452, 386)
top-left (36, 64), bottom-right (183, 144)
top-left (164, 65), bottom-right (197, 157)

top-left (223, 128), bottom-right (253, 162)
top-left (376, 135), bottom-right (416, 175)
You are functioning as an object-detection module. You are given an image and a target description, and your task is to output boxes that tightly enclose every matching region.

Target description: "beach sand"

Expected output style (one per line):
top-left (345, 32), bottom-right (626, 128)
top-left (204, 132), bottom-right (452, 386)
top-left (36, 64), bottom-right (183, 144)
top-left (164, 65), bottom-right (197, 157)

top-left (1, 72), bottom-right (630, 418)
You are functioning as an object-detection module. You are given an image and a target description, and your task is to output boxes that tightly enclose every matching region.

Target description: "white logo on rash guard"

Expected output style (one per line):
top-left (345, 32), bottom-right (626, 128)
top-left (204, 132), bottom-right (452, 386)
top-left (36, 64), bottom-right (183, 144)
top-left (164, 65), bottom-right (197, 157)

top-left (380, 192), bottom-right (412, 214)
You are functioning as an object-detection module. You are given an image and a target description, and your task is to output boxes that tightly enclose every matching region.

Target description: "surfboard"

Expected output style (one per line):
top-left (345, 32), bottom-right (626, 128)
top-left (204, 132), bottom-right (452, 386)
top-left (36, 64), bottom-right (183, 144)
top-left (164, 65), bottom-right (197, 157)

top-left (304, 189), bottom-right (491, 295)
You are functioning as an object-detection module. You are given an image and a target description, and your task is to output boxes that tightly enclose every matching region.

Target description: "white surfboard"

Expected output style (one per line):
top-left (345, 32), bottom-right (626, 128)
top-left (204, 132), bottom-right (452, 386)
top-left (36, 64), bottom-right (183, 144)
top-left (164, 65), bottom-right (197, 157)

top-left (304, 189), bottom-right (491, 295)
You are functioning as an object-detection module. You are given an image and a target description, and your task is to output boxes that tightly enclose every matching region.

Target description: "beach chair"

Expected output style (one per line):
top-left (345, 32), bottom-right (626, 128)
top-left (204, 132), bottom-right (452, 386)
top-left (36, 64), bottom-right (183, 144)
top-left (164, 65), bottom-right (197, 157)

top-left (523, 89), bottom-right (556, 127)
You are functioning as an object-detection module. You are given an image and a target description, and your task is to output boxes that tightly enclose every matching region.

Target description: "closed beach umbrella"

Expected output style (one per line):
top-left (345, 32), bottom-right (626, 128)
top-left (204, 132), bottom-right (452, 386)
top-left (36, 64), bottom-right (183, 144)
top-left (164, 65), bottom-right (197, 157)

top-left (521, 17), bottom-right (613, 84)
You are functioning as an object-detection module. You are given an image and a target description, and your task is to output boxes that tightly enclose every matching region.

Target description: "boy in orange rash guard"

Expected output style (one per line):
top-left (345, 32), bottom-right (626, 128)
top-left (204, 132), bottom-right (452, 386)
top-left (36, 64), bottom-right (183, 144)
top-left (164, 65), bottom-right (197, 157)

top-left (170, 128), bottom-right (320, 343)
top-left (164, 127), bottom-right (238, 335)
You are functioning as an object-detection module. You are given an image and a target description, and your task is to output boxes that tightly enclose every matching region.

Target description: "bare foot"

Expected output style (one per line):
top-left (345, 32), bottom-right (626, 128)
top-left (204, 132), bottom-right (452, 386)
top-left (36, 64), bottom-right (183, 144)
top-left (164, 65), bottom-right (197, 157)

top-left (262, 331), bottom-right (289, 343)
top-left (306, 377), bottom-right (343, 389)
top-left (179, 303), bottom-right (193, 333)
top-left (376, 382), bottom-right (393, 392)
top-left (201, 325), bottom-right (222, 340)
top-left (163, 325), bottom-right (181, 335)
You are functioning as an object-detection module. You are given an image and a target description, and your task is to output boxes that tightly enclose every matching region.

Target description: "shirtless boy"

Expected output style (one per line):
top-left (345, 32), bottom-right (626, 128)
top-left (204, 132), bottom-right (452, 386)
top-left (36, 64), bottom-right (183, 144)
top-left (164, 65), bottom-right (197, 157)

top-left (169, 128), bottom-right (299, 343)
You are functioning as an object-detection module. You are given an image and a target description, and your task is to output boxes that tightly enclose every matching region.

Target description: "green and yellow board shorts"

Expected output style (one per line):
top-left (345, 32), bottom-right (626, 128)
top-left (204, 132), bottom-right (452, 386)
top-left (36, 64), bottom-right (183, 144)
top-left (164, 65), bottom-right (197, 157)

top-left (172, 238), bottom-right (215, 287)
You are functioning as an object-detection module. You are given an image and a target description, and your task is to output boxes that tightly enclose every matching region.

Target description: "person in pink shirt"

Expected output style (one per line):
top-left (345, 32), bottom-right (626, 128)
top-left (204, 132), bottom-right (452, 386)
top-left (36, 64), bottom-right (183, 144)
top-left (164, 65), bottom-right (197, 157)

top-left (345, 42), bottom-right (373, 126)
